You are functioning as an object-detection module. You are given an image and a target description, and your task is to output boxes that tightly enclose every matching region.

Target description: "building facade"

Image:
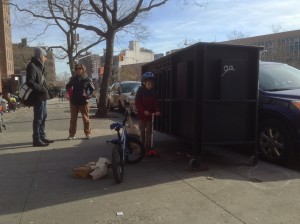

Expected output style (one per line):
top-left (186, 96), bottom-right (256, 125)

top-left (13, 39), bottom-right (56, 87)
top-left (0, 0), bottom-right (14, 92)
top-left (119, 41), bottom-right (154, 65)
top-left (119, 63), bottom-right (146, 81)
top-left (116, 41), bottom-right (154, 81)
top-left (99, 55), bottom-right (120, 85)
top-left (78, 53), bottom-right (101, 79)
top-left (99, 41), bottom-right (162, 86)
top-left (223, 29), bottom-right (300, 69)
top-left (78, 53), bottom-right (101, 89)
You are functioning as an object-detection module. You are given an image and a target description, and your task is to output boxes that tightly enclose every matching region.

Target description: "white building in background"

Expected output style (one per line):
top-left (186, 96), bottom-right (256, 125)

top-left (119, 41), bottom-right (154, 66)
top-left (101, 41), bottom-right (156, 84)
top-left (116, 41), bottom-right (154, 81)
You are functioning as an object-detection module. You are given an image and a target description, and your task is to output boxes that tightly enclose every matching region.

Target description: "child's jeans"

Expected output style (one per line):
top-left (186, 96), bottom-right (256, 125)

top-left (138, 120), bottom-right (152, 150)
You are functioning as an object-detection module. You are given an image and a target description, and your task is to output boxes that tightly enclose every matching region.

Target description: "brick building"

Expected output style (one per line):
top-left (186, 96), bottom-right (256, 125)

top-left (223, 29), bottom-right (300, 69)
top-left (0, 0), bottom-right (14, 92)
top-left (78, 53), bottom-right (101, 89)
top-left (13, 39), bottom-right (57, 87)
top-left (119, 63), bottom-right (146, 82)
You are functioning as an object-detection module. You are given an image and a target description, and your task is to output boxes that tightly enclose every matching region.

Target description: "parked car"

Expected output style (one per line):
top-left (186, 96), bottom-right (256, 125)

top-left (124, 85), bottom-right (140, 115)
top-left (95, 89), bottom-right (100, 106)
top-left (107, 81), bottom-right (141, 112)
top-left (258, 61), bottom-right (300, 163)
top-left (95, 86), bottom-right (111, 108)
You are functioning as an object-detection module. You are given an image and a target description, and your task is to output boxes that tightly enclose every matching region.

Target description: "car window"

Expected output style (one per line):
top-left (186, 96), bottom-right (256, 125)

top-left (259, 63), bottom-right (300, 91)
top-left (131, 86), bottom-right (139, 96)
top-left (120, 82), bottom-right (141, 93)
top-left (111, 84), bottom-right (118, 93)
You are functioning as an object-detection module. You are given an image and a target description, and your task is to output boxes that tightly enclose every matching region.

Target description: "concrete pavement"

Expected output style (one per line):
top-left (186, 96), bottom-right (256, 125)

top-left (1, 98), bottom-right (300, 224)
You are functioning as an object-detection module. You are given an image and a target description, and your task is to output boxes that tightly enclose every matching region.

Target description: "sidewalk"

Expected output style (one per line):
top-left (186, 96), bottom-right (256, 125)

top-left (0, 99), bottom-right (300, 224)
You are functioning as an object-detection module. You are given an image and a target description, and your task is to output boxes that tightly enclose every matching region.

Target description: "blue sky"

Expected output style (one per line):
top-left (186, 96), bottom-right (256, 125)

top-left (11, 0), bottom-right (300, 75)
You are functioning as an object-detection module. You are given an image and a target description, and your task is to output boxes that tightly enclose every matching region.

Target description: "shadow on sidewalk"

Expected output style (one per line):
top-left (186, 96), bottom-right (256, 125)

top-left (0, 131), bottom-right (299, 216)
top-left (1, 99), bottom-right (299, 216)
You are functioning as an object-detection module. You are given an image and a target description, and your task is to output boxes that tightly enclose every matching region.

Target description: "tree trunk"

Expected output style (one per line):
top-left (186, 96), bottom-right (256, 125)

top-left (68, 48), bottom-right (75, 76)
top-left (95, 32), bottom-right (115, 117)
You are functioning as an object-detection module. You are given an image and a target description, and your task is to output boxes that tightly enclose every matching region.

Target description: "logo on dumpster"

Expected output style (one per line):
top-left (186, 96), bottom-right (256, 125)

top-left (221, 65), bottom-right (236, 77)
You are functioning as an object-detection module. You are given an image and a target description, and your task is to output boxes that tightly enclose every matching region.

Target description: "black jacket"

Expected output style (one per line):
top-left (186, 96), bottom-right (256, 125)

top-left (66, 75), bottom-right (95, 105)
top-left (26, 57), bottom-right (52, 105)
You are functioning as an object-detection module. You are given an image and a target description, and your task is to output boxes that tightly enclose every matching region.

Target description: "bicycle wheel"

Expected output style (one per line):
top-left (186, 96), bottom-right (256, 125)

top-left (126, 136), bottom-right (146, 164)
top-left (111, 144), bottom-right (124, 184)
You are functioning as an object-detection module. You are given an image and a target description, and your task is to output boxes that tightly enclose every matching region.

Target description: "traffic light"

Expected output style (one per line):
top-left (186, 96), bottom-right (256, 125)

top-left (118, 54), bottom-right (124, 61)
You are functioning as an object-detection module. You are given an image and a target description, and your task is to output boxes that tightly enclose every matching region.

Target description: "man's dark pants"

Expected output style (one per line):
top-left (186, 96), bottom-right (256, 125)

top-left (32, 100), bottom-right (47, 142)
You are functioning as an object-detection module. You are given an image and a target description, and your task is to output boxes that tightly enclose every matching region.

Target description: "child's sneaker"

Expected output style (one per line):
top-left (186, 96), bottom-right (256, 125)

top-left (68, 136), bottom-right (75, 140)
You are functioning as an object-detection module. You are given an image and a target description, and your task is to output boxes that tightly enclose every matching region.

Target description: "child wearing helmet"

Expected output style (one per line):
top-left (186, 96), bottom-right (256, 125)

top-left (135, 72), bottom-right (161, 156)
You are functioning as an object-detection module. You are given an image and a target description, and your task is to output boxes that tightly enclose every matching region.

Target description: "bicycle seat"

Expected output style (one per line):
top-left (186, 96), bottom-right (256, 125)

top-left (110, 122), bottom-right (122, 130)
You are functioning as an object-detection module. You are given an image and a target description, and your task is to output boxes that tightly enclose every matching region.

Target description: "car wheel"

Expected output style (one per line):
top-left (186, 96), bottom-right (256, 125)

top-left (108, 101), bottom-right (113, 111)
top-left (258, 119), bottom-right (293, 164)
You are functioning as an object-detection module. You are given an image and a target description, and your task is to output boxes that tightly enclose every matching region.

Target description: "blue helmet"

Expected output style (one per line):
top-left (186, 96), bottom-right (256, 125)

top-left (142, 72), bottom-right (155, 82)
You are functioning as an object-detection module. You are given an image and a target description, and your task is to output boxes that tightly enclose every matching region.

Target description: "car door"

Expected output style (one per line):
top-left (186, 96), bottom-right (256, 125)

top-left (107, 83), bottom-right (116, 108)
top-left (111, 83), bottom-right (121, 108)
top-left (127, 86), bottom-right (139, 114)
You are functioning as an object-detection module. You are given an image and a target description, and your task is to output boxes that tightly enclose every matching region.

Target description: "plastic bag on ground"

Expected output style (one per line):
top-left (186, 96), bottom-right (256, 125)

top-left (90, 157), bottom-right (111, 180)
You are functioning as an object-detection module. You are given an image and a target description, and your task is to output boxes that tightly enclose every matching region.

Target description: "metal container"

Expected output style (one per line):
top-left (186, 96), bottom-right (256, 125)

top-left (142, 42), bottom-right (262, 156)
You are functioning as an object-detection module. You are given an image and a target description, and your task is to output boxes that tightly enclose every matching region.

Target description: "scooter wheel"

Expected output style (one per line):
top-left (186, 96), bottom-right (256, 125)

top-left (189, 158), bottom-right (201, 170)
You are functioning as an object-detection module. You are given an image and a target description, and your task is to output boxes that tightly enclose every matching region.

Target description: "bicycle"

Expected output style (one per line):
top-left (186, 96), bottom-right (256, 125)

top-left (108, 104), bottom-right (145, 183)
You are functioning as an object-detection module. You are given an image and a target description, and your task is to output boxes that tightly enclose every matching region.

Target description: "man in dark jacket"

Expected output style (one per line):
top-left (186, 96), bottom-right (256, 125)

top-left (26, 47), bottom-right (54, 147)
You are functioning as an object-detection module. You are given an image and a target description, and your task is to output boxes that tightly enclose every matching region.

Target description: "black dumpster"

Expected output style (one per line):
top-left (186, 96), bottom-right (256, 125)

top-left (142, 42), bottom-right (261, 161)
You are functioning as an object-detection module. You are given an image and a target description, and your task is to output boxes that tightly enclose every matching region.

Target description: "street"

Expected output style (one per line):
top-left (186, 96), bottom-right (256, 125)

top-left (1, 98), bottom-right (300, 224)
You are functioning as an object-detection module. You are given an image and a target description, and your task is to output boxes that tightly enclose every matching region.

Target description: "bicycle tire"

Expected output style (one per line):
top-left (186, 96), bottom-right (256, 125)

top-left (126, 136), bottom-right (146, 164)
top-left (111, 144), bottom-right (124, 184)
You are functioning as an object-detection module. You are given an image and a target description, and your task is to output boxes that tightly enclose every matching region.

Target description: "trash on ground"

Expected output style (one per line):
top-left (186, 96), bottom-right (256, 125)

top-left (72, 157), bottom-right (111, 179)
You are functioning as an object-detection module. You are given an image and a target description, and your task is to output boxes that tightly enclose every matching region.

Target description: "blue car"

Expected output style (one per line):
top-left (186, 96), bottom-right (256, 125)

top-left (258, 61), bottom-right (300, 163)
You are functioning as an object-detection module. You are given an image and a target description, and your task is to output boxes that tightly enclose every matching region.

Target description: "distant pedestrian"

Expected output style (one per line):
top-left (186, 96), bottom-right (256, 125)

top-left (0, 92), bottom-right (8, 113)
top-left (135, 72), bottom-right (160, 156)
top-left (66, 64), bottom-right (95, 140)
top-left (26, 47), bottom-right (54, 147)
top-left (5, 93), bottom-right (17, 112)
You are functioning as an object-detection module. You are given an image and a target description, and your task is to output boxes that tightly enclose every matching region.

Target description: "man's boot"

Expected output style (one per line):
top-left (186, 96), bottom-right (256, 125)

top-left (33, 140), bottom-right (49, 147)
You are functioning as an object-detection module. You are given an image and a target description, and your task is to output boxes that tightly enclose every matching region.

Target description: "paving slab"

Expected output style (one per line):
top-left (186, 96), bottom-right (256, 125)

top-left (1, 99), bottom-right (300, 224)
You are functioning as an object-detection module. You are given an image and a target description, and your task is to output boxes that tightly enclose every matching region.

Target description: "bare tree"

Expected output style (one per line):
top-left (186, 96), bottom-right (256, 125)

top-left (71, 0), bottom-right (169, 117)
top-left (260, 39), bottom-right (294, 66)
top-left (271, 24), bottom-right (284, 33)
top-left (10, 0), bottom-right (104, 74)
top-left (73, 0), bottom-right (207, 117)
top-left (56, 71), bottom-right (72, 87)
top-left (177, 37), bottom-right (200, 48)
top-left (226, 30), bottom-right (249, 40)
top-left (11, 0), bottom-right (206, 117)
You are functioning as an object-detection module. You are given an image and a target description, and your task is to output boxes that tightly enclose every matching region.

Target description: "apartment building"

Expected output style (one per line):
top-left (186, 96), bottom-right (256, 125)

top-left (223, 29), bottom-right (300, 69)
top-left (117, 41), bottom-right (154, 81)
top-left (0, 0), bottom-right (14, 92)
top-left (119, 41), bottom-right (154, 65)
top-left (78, 53), bottom-right (101, 89)
top-left (13, 39), bottom-right (56, 86)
